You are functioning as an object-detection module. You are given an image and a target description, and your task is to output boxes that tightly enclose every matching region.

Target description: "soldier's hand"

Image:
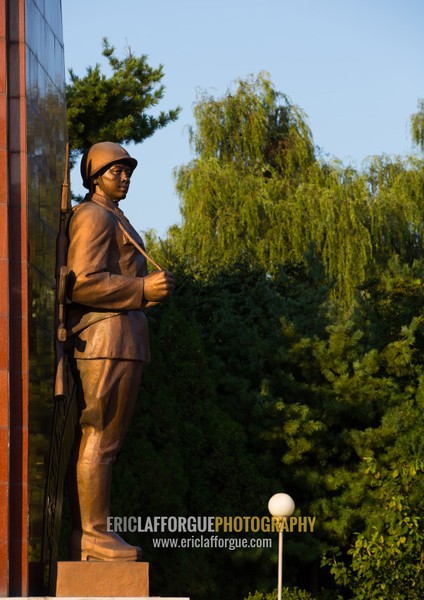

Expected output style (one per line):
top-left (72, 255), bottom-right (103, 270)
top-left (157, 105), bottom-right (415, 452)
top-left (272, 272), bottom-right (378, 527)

top-left (143, 270), bottom-right (175, 303)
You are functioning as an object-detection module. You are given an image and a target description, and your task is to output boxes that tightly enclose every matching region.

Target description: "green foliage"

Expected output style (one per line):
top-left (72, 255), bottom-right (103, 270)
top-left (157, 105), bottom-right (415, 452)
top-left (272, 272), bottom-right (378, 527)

top-left (173, 73), bottom-right (424, 306)
top-left (66, 38), bottom-right (180, 165)
top-left (323, 461), bottom-right (424, 600)
top-left (411, 98), bottom-right (424, 152)
top-left (263, 289), bottom-right (424, 539)
top-left (189, 72), bottom-right (315, 173)
top-left (174, 73), bottom-right (318, 281)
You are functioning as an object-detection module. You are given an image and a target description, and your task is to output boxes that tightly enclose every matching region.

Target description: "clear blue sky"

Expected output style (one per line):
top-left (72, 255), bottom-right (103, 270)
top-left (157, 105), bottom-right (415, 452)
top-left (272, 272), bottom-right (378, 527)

top-left (62, 0), bottom-right (424, 237)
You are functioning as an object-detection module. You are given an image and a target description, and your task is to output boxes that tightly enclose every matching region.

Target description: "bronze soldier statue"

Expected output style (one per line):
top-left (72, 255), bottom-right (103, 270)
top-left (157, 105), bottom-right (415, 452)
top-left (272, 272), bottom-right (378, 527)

top-left (66, 142), bottom-right (174, 561)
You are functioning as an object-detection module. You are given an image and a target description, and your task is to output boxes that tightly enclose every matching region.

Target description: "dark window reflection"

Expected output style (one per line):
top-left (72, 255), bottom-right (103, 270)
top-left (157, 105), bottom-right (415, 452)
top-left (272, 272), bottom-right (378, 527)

top-left (25, 0), bottom-right (67, 576)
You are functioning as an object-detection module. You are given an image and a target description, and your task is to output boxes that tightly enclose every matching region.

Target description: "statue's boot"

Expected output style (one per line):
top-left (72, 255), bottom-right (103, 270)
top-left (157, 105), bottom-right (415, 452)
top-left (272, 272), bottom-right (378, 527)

top-left (69, 460), bottom-right (141, 561)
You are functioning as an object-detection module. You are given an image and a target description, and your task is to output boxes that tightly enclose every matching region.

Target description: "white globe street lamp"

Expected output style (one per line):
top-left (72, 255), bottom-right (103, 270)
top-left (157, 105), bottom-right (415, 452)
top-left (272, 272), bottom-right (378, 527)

top-left (268, 493), bottom-right (295, 600)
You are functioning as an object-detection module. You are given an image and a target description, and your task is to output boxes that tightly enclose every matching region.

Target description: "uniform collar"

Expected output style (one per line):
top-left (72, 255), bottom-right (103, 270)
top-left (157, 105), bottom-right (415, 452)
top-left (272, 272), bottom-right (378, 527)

top-left (88, 192), bottom-right (122, 212)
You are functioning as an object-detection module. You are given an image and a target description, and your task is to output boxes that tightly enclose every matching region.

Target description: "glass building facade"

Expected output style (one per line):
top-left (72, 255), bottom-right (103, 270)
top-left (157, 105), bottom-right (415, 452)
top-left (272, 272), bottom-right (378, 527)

top-left (26, 0), bottom-right (67, 567)
top-left (0, 0), bottom-right (67, 594)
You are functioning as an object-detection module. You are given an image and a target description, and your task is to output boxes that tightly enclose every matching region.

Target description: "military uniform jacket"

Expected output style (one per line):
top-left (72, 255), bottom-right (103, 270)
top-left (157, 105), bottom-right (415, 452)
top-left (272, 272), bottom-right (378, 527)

top-left (66, 193), bottom-right (150, 362)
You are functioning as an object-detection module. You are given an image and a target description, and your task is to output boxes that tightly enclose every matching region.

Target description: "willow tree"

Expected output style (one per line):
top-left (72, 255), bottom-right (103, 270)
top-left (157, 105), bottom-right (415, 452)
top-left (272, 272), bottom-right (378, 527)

top-left (172, 74), bottom-right (424, 306)
top-left (173, 74), bottom-right (374, 305)
top-left (174, 73), bottom-right (314, 269)
top-left (411, 99), bottom-right (424, 152)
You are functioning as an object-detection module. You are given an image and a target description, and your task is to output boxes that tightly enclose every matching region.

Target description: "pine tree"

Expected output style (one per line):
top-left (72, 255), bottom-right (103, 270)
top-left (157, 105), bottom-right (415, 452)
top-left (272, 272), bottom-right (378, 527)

top-left (66, 38), bottom-right (180, 165)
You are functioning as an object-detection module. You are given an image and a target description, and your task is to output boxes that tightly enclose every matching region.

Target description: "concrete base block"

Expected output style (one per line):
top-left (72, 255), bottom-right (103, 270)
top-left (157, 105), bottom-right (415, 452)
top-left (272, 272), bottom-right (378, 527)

top-left (56, 562), bottom-right (149, 597)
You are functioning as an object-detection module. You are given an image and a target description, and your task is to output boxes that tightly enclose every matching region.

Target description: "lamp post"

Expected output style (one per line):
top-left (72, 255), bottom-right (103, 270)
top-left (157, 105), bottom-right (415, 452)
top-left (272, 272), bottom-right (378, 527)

top-left (268, 493), bottom-right (295, 600)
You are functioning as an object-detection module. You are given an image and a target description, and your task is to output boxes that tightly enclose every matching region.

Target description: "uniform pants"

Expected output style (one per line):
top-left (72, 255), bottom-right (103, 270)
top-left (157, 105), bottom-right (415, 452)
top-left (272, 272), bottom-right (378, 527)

top-left (70, 358), bottom-right (144, 534)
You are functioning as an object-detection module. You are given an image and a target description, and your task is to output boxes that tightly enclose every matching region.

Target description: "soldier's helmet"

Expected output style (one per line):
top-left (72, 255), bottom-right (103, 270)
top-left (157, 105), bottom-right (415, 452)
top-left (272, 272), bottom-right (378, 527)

top-left (80, 142), bottom-right (138, 189)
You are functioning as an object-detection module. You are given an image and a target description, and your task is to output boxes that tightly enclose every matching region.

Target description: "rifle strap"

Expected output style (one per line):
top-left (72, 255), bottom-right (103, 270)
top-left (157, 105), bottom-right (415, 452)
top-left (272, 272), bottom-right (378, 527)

top-left (74, 197), bottom-right (164, 272)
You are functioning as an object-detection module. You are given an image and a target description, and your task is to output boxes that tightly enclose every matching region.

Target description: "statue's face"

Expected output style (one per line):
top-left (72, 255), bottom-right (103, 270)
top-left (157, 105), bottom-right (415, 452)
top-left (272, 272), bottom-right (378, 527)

top-left (94, 162), bottom-right (133, 201)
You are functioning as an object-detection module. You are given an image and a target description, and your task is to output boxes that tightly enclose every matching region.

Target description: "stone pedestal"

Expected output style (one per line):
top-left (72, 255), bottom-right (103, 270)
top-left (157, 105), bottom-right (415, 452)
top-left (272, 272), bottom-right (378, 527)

top-left (56, 562), bottom-right (149, 597)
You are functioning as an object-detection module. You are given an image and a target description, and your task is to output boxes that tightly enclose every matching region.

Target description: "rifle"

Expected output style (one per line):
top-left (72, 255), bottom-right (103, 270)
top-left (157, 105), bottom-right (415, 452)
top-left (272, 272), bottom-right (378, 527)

top-left (42, 143), bottom-right (78, 594)
top-left (54, 143), bottom-right (70, 398)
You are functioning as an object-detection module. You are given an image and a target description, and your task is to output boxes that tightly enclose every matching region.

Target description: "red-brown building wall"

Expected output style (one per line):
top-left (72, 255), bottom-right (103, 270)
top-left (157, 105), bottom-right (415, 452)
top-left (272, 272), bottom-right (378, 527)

top-left (0, 0), bottom-right (11, 594)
